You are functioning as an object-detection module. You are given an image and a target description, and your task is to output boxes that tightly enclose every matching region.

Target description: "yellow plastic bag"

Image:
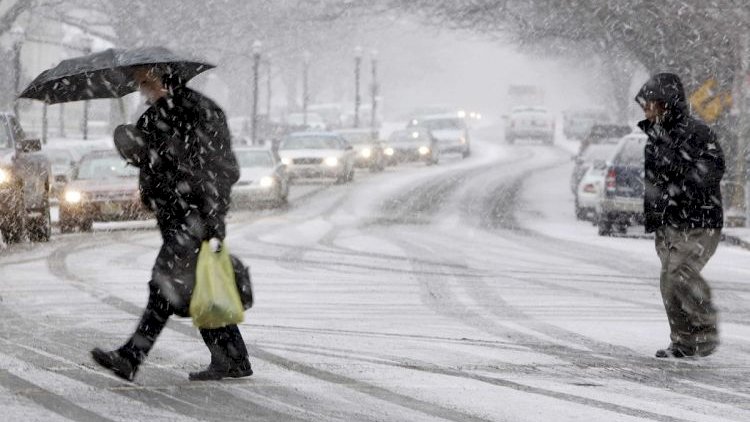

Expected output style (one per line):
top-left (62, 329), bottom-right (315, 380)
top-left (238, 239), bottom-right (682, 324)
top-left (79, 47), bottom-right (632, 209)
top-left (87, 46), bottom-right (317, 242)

top-left (190, 241), bottom-right (244, 329)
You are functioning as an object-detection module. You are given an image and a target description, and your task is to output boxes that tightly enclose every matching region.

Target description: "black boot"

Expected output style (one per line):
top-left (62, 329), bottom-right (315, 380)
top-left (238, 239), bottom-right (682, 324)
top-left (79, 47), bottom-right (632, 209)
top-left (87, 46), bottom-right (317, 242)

top-left (188, 359), bottom-right (253, 381)
top-left (655, 343), bottom-right (694, 358)
top-left (190, 325), bottom-right (253, 381)
top-left (91, 348), bottom-right (138, 381)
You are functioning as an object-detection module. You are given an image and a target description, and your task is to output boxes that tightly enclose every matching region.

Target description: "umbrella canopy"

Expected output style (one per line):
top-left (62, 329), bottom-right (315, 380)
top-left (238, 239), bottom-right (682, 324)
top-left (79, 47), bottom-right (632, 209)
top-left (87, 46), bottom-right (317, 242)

top-left (19, 46), bottom-right (214, 104)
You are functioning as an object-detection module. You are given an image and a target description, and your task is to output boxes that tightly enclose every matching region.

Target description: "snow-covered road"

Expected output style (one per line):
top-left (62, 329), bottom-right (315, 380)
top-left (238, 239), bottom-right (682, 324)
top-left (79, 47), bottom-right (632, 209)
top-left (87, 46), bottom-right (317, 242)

top-left (1, 134), bottom-right (749, 421)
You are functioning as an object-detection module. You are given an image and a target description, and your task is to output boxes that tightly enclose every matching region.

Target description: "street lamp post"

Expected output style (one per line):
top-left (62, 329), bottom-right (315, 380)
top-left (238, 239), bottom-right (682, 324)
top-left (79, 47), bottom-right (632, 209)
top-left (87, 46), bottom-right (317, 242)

top-left (10, 26), bottom-right (24, 119)
top-left (266, 53), bottom-right (272, 121)
top-left (302, 51), bottom-right (311, 126)
top-left (370, 50), bottom-right (379, 139)
top-left (251, 40), bottom-right (262, 145)
top-left (78, 35), bottom-right (93, 140)
top-left (354, 46), bottom-right (362, 128)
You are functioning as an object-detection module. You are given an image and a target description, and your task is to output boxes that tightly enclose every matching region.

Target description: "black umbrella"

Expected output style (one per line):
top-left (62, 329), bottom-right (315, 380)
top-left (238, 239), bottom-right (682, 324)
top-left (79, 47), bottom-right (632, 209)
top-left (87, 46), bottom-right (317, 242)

top-left (19, 46), bottom-right (214, 104)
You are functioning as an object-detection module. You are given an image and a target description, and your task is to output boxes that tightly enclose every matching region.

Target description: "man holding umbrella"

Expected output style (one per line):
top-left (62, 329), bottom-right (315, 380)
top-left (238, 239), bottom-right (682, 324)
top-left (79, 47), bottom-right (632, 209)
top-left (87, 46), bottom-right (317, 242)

top-left (86, 64), bottom-right (252, 382)
top-left (20, 47), bottom-right (252, 381)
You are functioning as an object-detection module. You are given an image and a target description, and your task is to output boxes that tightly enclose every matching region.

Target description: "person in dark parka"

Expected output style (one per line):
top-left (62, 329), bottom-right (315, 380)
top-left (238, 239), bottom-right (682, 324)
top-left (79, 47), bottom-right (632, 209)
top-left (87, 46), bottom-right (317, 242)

top-left (91, 65), bottom-right (252, 381)
top-left (636, 72), bottom-right (724, 358)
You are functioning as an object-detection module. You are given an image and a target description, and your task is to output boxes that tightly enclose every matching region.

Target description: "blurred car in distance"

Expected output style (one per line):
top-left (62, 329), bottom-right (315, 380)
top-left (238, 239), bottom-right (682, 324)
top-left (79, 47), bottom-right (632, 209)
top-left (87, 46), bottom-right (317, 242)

top-left (60, 150), bottom-right (150, 232)
top-left (579, 124), bottom-right (632, 154)
top-left (505, 106), bottom-right (554, 145)
top-left (277, 132), bottom-right (356, 184)
top-left (335, 128), bottom-right (385, 172)
top-left (286, 112), bottom-right (327, 131)
top-left (408, 113), bottom-right (470, 158)
top-left (596, 133), bottom-right (647, 236)
top-left (384, 128), bottom-right (439, 166)
top-left (563, 109), bottom-right (610, 140)
top-left (232, 147), bottom-right (290, 208)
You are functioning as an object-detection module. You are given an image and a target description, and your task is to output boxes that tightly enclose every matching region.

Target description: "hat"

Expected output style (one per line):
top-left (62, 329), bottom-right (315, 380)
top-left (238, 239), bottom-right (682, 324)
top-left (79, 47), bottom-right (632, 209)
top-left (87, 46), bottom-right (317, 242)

top-left (113, 124), bottom-right (147, 167)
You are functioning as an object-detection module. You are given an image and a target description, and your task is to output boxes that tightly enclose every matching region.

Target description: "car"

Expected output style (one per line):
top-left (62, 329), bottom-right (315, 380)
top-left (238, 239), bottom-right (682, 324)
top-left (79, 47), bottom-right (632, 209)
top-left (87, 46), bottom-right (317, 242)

top-left (308, 103), bottom-right (343, 129)
top-left (59, 149), bottom-right (151, 232)
top-left (232, 147), bottom-right (290, 207)
top-left (277, 132), bottom-right (356, 184)
top-left (0, 113), bottom-right (51, 244)
top-left (596, 133), bottom-right (647, 236)
top-left (384, 128), bottom-right (439, 166)
top-left (407, 113), bottom-right (470, 158)
top-left (44, 148), bottom-right (80, 201)
top-left (573, 143), bottom-right (619, 220)
top-left (505, 106), bottom-right (555, 145)
top-left (285, 112), bottom-right (327, 131)
top-left (563, 109), bottom-right (610, 140)
top-left (335, 128), bottom-right (385, 172)
top-left (579, 124), bottom-right (632, 154)
top-left (570, 142), bottom-right (619, 193)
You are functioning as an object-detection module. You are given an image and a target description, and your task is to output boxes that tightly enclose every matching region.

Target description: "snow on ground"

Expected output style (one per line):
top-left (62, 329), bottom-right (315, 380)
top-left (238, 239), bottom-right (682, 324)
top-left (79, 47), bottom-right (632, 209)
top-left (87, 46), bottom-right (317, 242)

top-left (1, 134), bottom-right (749, 421)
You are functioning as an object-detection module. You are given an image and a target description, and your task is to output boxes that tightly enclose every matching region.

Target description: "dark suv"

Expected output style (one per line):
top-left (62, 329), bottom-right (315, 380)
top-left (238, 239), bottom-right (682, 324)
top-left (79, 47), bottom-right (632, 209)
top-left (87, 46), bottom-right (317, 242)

top-left (596, 133), bottom-right (647, 236)
top-left (0, 113), bottom-right (52, 243)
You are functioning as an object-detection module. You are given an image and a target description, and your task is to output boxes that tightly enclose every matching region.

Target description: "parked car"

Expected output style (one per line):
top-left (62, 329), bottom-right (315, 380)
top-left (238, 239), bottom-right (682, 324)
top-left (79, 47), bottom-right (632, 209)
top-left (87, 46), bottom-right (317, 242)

top-left (232, 147), bottom-right (290, 207)
top-left (579, 124), bottom-right (632, 154)
top-left (571, 142), bottom-right (619, 193)
top-left (563, 109), bottom-right (610, 140)
top-left (44, 148), bottom-right (80, 201)
top-left (596, 133), bottom-right (647, 236)
top-left (505, 106), bottom-right (555, 145)
top-left (384, 128), bottom-right (439, 166)
top-left (0, 113), bottom-right (51, 243)
top-left (277, 132), bottom-right (356, 184)
top-left (60, 150), bottom-right (150, 232)
top-left (335, 128), bottom-right (385, 172)
top-left (407, 113), bottom-right (470, 158)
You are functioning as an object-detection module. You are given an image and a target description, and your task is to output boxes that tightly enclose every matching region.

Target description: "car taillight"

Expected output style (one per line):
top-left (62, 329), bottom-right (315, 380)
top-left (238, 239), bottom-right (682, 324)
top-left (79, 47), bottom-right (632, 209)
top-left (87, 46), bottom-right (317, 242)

top-left (583, 183), bottom-right (597, 193)
top-left (605, 168), bottom-right (617, 193)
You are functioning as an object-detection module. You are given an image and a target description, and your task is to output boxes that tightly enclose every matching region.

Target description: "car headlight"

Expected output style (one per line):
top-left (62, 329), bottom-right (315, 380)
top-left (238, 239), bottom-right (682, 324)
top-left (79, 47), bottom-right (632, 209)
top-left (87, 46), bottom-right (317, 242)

top-left (459, 137), bottom-right (466, 145)
top-left (64, 190), bottom-right (82, 203)
top-left (281, 157), bottom-right (292, 165)
top-left (418, 146), bottom-right (430, 155)
top-left (384, 147), bottom-right (394, 156)
top-left (324, 157), bottom-right (339, 167)
top-left (259, 176), bottom-right (274, 188)
top-left (0, 168), bottom-right (9, 184)
top-left (361, 148), bottom-right (372, 158)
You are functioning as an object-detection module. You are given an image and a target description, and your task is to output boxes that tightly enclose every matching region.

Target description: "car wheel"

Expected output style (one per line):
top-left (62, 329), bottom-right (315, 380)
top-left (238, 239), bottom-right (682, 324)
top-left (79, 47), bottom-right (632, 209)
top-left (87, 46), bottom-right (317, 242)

top-left (462, 148), bottom-right (471, 158)
top-left (28, 207), bottom-right (51, 242)
top-left (597, 216), bottom-right (613, 236)
top-left (575, 206), bottom-right (587, 221)
top-left (80, 219), bottom-right (93, 232)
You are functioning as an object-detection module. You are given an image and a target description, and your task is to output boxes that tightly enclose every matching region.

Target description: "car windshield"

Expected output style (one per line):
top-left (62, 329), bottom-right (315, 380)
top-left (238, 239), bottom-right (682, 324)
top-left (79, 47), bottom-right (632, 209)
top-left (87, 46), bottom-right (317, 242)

top-left (411, 118), bottom-right (463, 130)
top-left (280, 136), bottom-right (342, 150)
top-left (46, 149), bottom-right (76, 165)
top-left (389, 130), bottom-right (424, 143)
top-left (236, 150), bottom-right (274, 168)
top-left (616, 140), bottom-right (646, 165)
top-left (76, 155), bottom-right (138, 180)
top-left (338, 132), bottom-right (372, 144)
top-left (581, 144), bottom-right (617, 162)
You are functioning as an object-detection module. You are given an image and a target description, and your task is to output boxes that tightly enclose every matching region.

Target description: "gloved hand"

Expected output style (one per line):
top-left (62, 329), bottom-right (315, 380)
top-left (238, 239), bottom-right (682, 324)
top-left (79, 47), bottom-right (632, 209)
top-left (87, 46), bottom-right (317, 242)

top-left (208, 237), bottom-right (222, 253)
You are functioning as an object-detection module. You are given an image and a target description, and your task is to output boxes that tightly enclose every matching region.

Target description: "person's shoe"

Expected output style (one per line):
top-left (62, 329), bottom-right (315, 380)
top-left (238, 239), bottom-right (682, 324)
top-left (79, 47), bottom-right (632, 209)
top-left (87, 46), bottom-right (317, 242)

top-left (655, 343), bottom-right (694, 358)
top-left (189, 360), bottom-right (253, 381)
top-left (91, 348), bottom-right (138, 381)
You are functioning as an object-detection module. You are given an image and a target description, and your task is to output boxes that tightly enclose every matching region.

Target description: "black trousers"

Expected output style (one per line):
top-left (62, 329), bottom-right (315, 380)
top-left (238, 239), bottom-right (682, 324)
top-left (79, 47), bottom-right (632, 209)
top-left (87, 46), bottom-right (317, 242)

top-left (120, 283), bottom-right (249, 368)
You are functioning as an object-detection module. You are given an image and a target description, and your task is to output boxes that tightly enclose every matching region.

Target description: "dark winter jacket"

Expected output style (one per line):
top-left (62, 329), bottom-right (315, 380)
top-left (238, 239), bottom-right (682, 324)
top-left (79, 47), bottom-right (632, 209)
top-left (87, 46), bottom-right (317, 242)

top-left (136, 85), bottom-right (239, 240)
top-left (134, 84), bottom-right (239, 313)
top-left (636, 73), bottom-right (724, 233)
